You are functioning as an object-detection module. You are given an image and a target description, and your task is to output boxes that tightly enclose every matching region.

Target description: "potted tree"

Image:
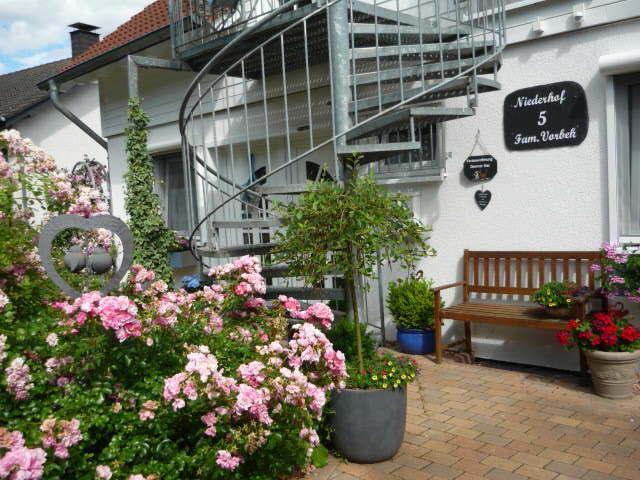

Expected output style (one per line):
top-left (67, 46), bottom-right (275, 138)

top-left (556, 308), bottom-right (640, 399)
top-left (274, 156), bottom-right (433, 462)
top-left (387, 273), bottom-right (441, 354)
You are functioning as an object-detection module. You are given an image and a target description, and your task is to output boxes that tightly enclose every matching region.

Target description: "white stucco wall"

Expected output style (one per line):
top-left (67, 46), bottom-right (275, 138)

top-left (373, 18), bottom-right (640, 371)
top-left (15, 82), bottom-right (106, 172)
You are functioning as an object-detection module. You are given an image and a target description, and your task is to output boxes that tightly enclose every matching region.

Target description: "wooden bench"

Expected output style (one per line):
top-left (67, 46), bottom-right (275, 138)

top-left (432, 250), bottom-right (603, 375)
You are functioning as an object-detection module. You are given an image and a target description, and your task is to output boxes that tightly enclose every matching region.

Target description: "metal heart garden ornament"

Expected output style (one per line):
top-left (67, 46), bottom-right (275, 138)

top-left (38, 214), bottom-right (134, 299)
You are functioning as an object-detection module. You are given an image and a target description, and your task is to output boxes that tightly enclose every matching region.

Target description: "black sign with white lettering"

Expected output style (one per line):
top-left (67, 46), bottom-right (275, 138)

top-left (475, 190), bottom-right (492, 210)
top-left (503, 81), bottom-right (588, 150)
top-left (464, 155), bottom-right (497, 181)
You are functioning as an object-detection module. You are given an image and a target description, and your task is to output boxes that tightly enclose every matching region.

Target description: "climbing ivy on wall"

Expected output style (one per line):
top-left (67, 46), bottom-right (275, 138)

top-left (124, 97), bottom-right (174, 283)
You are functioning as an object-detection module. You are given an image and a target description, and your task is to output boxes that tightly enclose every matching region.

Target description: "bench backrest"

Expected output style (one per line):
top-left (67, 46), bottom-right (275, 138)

top-left (463, 250), bottom-right (601, 302)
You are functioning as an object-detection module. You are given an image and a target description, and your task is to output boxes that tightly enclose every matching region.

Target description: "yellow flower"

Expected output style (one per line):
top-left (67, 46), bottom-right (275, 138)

top-left (371, 375), bottom-right (378, 381)
top-left (382, 374), bottom-right (387, 379)
top-left (382, 383), bottom-right (388, 389)
top-left (410, 373), bottom-right (415, 378)
top-left (387, 361), bottom-right (393, 366)
top-left (401, 374), bottom-right (407, 380)
top-left (391, 368), bottom-right (396, 373)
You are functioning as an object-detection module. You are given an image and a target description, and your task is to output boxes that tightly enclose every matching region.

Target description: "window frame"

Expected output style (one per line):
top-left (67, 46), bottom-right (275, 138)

top-left (606, 73), bottom-right (640, 245)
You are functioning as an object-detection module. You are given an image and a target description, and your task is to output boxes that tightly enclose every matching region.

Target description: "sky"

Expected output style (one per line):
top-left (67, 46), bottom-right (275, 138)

top-left (0, 0), bottom-right (152, 74)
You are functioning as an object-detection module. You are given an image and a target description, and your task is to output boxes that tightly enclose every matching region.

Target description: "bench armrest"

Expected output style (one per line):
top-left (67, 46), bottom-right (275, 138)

top-left (432, 281), bottom-right (466, 293)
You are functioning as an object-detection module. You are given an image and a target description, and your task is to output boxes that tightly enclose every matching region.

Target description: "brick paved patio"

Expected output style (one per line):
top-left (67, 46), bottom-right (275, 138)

top-left (308, 355), bottom-right (639, 480)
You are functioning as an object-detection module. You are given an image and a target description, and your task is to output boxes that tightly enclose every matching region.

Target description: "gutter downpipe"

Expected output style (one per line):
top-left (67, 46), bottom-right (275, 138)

top-left (48, 79), bottom-right (108, 150)
top-left (48, 79), bottom-right (112, 213)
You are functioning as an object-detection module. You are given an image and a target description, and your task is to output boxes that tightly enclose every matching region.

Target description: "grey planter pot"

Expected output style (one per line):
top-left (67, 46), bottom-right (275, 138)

top-left (87, 248), bottom-right (114, 275)
top-left (585, 349), bottom-right (640, 399)
top-left (330, 387), bottom-right (406, 463)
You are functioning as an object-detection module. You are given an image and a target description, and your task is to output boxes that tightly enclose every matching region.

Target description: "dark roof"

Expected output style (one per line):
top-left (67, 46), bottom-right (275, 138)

top-left (0, 58), bottom-right (69, 125)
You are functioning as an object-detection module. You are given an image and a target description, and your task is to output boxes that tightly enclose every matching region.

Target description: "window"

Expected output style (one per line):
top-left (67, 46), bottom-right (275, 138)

top-left (153, 152), bottom-right (193, 233)
top-left (379, 123), bottom-right (442, 174)
top-left (613, 76), bottom-right (640, 242)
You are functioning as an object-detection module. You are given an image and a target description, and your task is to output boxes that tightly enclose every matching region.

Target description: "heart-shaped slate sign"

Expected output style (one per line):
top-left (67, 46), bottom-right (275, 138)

top-left (38, 214), bottom-right (134, 299)
top-left (475, 190), bottom-right (492, 210)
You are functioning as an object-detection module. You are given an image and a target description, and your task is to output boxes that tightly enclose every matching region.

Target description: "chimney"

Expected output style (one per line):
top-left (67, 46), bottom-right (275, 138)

top-left (68, 23), bottom-right (100, 57)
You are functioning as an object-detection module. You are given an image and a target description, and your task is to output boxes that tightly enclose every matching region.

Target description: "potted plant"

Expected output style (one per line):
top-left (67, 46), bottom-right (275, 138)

top-left (592, 242), bottom-right (640, 302)
top-left (274, 156), bottom-right (433, 462)
top-left (387, 273), bottom-right (441, 354)
top-left (531, 281), bottom-right (584, 318)
top-left (556, 307), bottom-right (640, 399)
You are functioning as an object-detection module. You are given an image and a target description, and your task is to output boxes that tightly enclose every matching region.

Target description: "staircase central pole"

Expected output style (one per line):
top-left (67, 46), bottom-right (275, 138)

top-left (328, 1), bottom-right (369, 332)
top-left (328, 0), bottom-right (351, 153)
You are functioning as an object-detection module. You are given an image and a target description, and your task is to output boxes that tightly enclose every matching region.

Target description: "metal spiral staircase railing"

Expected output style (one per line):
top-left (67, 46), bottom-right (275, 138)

top-left (176, 0), bottom-right (506, 326)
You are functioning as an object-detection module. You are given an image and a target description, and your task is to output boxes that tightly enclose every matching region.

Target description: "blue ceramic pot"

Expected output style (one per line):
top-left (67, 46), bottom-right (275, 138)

top-left (396, 327), bottom-right (435, 354)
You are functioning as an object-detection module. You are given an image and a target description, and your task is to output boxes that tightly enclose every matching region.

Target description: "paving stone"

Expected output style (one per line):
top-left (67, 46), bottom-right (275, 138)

top-left (515, 464), bottom-right (558, 480)
top-left (543, 460), bottom-right (588, 478)
top-left (304, 357), bottom-right (639, 480)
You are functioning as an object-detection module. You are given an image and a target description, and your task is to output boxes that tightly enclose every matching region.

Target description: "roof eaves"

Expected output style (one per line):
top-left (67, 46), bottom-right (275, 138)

top-left (38, 24), bottom-right (171, 91)
top-left (1, 97), bottom-right (52, 128)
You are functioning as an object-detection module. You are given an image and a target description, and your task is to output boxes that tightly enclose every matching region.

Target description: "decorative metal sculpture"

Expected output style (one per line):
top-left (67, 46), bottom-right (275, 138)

top-left (38, 214), bottom-right (134, 299)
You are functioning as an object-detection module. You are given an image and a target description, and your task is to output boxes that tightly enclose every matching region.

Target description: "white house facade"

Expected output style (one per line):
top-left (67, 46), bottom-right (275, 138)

top-left (46, 0), bottom-right (640, 371)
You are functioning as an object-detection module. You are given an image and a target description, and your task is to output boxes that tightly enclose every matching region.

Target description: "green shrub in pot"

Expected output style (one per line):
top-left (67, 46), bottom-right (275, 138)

top-left (387, 276), bottom-right (438, 330)
top-left (387, 275), bottom-right (442, 354)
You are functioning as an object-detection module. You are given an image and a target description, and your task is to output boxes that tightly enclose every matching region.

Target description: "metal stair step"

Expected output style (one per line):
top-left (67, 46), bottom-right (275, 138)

top-left (351, 76), bottom-right (501, 112)
top-left (337, 142), bottom-right (422, 163)
top-left (264, 286), bottom-right (345, 301)
top-left (254, 183), bottom-right (310, 195)
top-left (350, 0), bottom-right (434, 28)
top-left (349, 22), bottom-right (472, 38)
top-left (350, 40), bottom-right (494, 60)
top-left (198, 242), bottom-right (278, 258)
top-left (346, 106), bottom-right (474, 141)
top-left (262, 263), bottom-right (343, 278)
top-left (352, 54), bottom-right (499, 86)
top-left (212, 218), bottom-right (281, 229)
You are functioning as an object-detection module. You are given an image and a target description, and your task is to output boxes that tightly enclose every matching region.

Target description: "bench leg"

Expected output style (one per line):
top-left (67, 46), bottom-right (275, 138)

top-left (464, 321), bottom-right (472, 356)
top-left (434, 291), bottom-right (443, 364)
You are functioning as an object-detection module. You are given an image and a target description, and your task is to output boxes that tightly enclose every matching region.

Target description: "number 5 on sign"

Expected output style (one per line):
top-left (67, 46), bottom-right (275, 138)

top-left (537, 110), bottom-right (547, 126)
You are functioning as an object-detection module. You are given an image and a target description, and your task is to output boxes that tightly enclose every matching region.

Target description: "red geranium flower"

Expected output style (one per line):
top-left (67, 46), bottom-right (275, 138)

top-left (556, 330), bottom-right (571, 346)
top-left (621, 326), bottom-right (640, 343)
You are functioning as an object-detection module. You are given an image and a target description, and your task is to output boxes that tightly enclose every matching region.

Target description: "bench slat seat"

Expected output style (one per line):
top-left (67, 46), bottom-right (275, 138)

top-left (441, 303), bottom-right (568, 330)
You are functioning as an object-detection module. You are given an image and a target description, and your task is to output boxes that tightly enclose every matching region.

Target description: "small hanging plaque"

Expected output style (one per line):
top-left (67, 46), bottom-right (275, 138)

top-left (464, 155), bottom-right (497, 182)
top-left (475, 190), bottom-right (492, 210)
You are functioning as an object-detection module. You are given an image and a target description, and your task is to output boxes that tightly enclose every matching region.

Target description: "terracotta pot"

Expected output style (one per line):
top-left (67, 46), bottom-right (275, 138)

top-left (585, 349), bottom-right (640, 399)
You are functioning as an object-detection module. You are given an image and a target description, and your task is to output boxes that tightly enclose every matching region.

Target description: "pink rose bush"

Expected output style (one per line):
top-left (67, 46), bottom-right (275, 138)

top-left (0, 427), bottom-right (46, 480)
top-left (1, 250), bottom-right (345, 479)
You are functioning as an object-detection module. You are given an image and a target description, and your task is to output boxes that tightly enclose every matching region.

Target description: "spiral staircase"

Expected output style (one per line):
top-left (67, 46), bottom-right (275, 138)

top-left (172, 0), bottom-right (506, 330)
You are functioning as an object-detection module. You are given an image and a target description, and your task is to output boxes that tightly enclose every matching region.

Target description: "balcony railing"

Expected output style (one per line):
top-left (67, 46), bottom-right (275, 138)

top-left (169, 0), bottom-right (290, 57)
